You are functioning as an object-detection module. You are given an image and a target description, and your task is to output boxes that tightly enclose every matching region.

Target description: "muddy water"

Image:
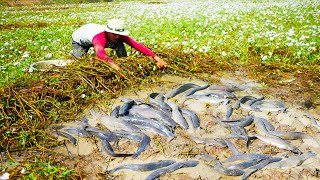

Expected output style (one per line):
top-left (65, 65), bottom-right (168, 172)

top-left (53, 72), bottom-right (320, 180)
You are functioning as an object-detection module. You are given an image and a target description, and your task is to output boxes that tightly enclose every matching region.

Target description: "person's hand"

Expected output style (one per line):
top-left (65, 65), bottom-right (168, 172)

top-left (154, 56), bottom-right (167, 69)
top-left (108, 61), bottom-right (121, 71)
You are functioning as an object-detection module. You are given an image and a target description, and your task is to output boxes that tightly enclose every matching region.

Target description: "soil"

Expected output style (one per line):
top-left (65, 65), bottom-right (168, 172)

top-left (51, 72), bottom-right (320, 180)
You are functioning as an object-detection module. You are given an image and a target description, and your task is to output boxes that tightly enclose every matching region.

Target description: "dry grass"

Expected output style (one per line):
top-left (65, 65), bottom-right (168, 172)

top-left (0, 52), bottom-right (319, 178)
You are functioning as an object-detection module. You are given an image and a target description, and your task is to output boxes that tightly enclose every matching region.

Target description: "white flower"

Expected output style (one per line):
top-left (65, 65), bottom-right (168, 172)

top-left (81, 94), bottom-right (86, 98)
top-left (287, 28), bottom-right (294, 36)
top-left (14, 62), bottom-right (20, 66)
top-left (262, 55), bottom-right (268, 61)
top-left (297, 51), bottom-right (301, 56)
top-left (308, 47), bottom-right (316, 52)
top-left (0, 172), bottom-right (9, 180)
top-left (248, 37), bottom-right (254, 43)
top-left (20, 168), bottom-right (26, 174)
top-left (221, 51), bottom-right (227, 56)
top-left (181, 41), bottom-right (188, 45)
top-left (22, 51), bottom-right (30, 58)
top-left (4, 42), bottom-right (9, 46)
top-left (46, 53), bottom-right (53, 59)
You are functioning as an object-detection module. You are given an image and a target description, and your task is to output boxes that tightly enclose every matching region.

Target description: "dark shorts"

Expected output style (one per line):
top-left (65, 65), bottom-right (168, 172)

top-left (72, 40), bottom-right (127, 59)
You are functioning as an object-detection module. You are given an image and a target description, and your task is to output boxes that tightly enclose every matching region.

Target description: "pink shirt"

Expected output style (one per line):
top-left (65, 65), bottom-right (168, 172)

top-left (92, 32), bottom-right (156, 62)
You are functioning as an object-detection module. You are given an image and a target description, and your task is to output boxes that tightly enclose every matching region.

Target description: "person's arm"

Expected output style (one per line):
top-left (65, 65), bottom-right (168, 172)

top-left (92, 32), bottom-right (120, 71)
top-left (121, 36), bottom-right (167, 68)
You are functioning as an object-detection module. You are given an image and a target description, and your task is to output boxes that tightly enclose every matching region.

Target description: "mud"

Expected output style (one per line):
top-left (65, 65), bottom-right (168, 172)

top-left (52, 72), bottom-right (320, 180)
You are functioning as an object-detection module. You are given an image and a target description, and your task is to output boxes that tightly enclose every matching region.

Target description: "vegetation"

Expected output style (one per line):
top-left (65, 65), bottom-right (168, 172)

top-left (0, 0), bottom-right (319, 178)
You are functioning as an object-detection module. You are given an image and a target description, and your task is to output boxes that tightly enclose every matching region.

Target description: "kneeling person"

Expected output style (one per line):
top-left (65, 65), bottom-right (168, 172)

top-left (72, 19), bottom-right (167, 71)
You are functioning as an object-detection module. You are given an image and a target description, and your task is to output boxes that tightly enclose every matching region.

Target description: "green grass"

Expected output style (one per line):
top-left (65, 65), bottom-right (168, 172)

top-left (0, 0), bottom-right (319, 178)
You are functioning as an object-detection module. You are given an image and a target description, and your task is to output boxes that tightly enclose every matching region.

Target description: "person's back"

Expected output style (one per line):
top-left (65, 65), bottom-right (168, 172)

top-left (72, 23), bottom-right (105, 46)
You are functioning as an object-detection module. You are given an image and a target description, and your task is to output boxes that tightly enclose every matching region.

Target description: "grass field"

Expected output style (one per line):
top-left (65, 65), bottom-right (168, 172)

top-left (0, 0), bottom-right (319, 179)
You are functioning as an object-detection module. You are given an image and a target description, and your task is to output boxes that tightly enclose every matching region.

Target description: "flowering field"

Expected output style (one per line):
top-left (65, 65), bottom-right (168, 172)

top-left (0, 0), bottom-right (320, 179)
top-left (0, 0), bottom-right (319, 87)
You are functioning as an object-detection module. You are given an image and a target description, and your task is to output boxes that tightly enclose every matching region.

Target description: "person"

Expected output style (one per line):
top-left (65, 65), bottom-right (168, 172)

top-left (71, 19), bottom-right (167, 71)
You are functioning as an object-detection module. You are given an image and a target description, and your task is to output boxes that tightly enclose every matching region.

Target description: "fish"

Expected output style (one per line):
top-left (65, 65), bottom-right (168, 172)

top-left (107, 160), bottom-right (176, 174)
top-left (180, 108), bottom-right (200, 128)
top-left (305, 114), bottom-right (320, 131)
top-left (226, 158), bottom-right (263, 170)
top-left (186, 94), bottom-right (229, 105)
top-left (110, 105), bottom-right (120, 117)
top-left (223, 153), bottom-right (275, 163)
top-left (221, 115), bottom-right (254, 127)
top-left (129, 105), bottom-right (176, 128)
top-left (185, 84), bottom-right (210, 96)
top-left (133, 133), bottom-right (151, 159)
top-left (247, 96), bottom-right (264, 106)
top-left (165, 83), bottom-right (200, 98)
top-left (81, 117), bottom-right (90, 130)
top-left (222, 139), bottom-right (241, 155)
top-left (255, 117), bottom-right (275, 131)
top-left (193, 90), bottom-right (237, 99)
top-left (266, 151), bottom-right (317, 168)
top-left (167, 102), bottom-right (189, 129)
top-left (267, 131), bottom-right (320, 147)
top-left (199, 154), bottom-right (244, 176)
top-left (55, 130), bottom-right (77, 145)
top-left (118, 100), bottom-right (136, 116)
top-left (241, 158), bottom-right (272, 180)
top-left (251, 134), bottom-right (302, 154)
top-left (100, 139), bottom-right (133, 157)
top-left (148, 92), bottom-right (171, 112)
top-left (251, 100), bottom-right (286, 112)
top-left (225, 105), bottom-right (233, 120)
top-left (64, 127), bottom-right (91, 138)
top-left (90, 109), bottom-right (140, 132)
top-left (145, 160), bottom-right (199, 180)
top-left (253, 117), bottom-right (270, 136)
top-left (240, 157), bottom-right (282, 180)
top-left (85, 127), bottom-right (118, 141)
top-left (120, 115), bottom-right (175, 139)
top-left (233, 95), bottom-right (257, 109)
top-left (190, 136), bottom-right (227, 147)
top-left (230, 125), bottom-right (253, 147)
top-left (112, 131), bottom-right (151, 159)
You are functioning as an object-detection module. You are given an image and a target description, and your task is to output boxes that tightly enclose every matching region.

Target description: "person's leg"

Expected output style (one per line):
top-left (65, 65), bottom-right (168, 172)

top-left (115, 42), bottom-right (128, 58)
top-left (72, 40), bottom-right (90, 59)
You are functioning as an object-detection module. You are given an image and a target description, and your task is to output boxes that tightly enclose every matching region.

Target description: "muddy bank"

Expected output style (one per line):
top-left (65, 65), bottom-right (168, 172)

top-left (51, 72), bottom-right (320, 179)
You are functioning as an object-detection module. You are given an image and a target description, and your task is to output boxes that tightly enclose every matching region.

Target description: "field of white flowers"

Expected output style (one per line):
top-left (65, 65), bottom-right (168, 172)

top-left (0, 0), bottom-right (319, 87)
top-left (0, 0), bottom-right (319, 179)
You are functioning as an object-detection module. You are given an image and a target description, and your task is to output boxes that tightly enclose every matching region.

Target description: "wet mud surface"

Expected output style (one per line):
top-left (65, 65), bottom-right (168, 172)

top-left (52, 72), bottom-right (320, 180)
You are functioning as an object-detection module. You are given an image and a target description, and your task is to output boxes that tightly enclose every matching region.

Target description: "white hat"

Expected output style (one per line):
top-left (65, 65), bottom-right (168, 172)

top-left (104, 19), bottom-right (129, 36)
